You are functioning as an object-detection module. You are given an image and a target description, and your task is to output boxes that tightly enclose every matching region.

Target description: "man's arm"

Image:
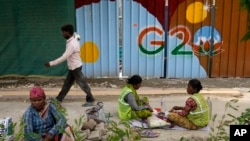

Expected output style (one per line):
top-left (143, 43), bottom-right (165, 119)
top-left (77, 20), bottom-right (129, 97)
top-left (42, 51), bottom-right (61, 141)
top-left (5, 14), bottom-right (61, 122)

top-left (44, 45), bottom-right (74, 67)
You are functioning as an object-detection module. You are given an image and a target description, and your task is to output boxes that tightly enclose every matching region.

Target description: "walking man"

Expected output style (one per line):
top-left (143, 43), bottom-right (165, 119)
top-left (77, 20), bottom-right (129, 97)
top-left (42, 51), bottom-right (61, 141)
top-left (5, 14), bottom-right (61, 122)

top-left (44, 24), bottom-right (96, 107)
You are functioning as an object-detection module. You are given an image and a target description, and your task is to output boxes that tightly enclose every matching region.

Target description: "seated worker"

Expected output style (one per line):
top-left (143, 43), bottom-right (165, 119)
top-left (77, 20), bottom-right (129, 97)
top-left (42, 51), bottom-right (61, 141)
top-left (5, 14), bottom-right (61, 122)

top-left (167, 79), bottom-right (210, 130)
top-left (118, 75), bottom-right (153, 120)
top-left (23, 86), bottom-right (74, 141)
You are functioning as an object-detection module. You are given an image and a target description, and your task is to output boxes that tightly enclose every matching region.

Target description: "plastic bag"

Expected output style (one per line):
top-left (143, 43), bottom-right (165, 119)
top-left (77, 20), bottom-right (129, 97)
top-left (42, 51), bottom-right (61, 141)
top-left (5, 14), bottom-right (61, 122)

top-left (147, 115), bottom-right (169, 128)
top-left (0, 117), bottom-right (13, 141)
top-left (85, 102), bottom-right (107, 123)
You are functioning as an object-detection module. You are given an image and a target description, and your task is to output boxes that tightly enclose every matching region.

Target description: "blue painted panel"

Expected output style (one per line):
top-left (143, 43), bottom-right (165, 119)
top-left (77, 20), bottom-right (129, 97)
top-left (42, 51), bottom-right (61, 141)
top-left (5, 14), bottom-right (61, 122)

top-left (167, 35), bottom-right (207, 78)
top-left (122, 0), bottom-right (165, 78)
top-left (76, 0), bottom-right (119, 78)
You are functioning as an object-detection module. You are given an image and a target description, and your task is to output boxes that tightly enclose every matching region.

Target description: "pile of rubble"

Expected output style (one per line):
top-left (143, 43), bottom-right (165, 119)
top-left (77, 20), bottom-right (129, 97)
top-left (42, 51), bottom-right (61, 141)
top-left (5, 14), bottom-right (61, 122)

top-left (81, 118), bottom-right (108, 141)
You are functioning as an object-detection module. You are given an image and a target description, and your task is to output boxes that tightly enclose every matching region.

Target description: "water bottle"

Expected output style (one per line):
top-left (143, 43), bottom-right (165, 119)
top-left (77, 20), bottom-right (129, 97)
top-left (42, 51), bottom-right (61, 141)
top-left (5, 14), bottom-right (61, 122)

top-left (207, 97), bottom-right (212, 119)
top-left (161, 96), bottom-right (166, 112)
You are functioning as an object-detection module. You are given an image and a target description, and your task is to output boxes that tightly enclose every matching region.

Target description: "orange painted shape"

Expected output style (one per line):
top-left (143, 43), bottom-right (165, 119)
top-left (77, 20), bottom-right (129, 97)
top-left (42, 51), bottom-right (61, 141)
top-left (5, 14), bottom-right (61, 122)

top-left (150, 40), bottom-right (165, 46)
top-left (80, 41), bottom-right (99, 63)
top-left (203, 41), bottom-right (210, 52)
top-left (138, 26), bottom-right (164, 45)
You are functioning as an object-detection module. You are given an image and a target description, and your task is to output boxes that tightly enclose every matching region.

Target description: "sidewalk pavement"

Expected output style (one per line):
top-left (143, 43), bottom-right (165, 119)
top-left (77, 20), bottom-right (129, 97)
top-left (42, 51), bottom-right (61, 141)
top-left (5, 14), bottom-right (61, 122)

top-left (0, 86), bottom-right (246, 141)
top-left (0, 87), bottom-right (242, 99)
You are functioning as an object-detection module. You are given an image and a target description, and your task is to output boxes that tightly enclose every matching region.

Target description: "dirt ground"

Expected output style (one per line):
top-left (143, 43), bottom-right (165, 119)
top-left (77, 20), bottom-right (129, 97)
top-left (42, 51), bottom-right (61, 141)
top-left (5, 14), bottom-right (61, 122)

top-left (0, 76), bottom-right (250, 140)
top-left (0, 94), bottom-right (249, 141)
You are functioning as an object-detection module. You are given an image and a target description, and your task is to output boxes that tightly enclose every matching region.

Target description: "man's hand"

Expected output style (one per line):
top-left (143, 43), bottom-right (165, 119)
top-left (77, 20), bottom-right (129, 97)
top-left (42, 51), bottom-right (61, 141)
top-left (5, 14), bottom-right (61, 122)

top-left (44, 62), bottom-right (50, 67)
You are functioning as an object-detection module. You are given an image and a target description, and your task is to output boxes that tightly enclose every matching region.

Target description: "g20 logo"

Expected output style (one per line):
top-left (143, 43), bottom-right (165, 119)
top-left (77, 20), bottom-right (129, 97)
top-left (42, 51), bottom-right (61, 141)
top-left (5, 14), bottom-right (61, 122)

top-left (138, 26), bottom-right (193, 55)
top-left (138, 26), bottom-right (164, 55)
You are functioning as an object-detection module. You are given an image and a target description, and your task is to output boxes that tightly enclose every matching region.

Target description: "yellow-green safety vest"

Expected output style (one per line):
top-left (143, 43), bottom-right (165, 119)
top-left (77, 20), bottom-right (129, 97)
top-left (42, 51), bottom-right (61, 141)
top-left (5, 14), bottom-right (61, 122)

top-left (118, 86), bottom-right (133, 120)
top-left (187, 93), bottom-right (210, 127)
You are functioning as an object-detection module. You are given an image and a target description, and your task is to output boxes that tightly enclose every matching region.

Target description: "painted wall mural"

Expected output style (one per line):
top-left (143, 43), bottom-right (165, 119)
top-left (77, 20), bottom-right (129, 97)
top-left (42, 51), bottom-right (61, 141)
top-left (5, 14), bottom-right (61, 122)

top-left (75, 0), bottom-right (250, 78)
top-left (0, 0), bottom-right (249, 77)
top-left (76, 0), bottom-right (119, 77)
top-left (138, 26), bottom-right (164, 55)
top-left (130, 0), bottom-right (222, 78)
top-left (76, 0), bottom-right (116, 65)
top-left (80, 41), bottom-right (99, 63)
top-left (75, 0), bottom-right (167, 78)
top-left (191, 26), bottom-right (223, 56)
top-left (122, 0), bottom-right (165, 77)
top-left (167, 0), bottom-right (224, 78)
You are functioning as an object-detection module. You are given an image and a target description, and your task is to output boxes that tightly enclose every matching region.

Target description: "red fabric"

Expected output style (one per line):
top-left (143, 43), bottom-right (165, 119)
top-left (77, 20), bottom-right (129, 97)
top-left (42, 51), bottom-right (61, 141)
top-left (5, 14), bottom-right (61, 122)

top-left (54, 135), bottom-right (59, 141)
top-left (177, 98), bottom-right (197, 116)
top-left (185, 98), bottom-right (197, 110)
top-left (75, 0), bottom-right (115, 9)
top-left (30, 86), bottom-right (46, 99)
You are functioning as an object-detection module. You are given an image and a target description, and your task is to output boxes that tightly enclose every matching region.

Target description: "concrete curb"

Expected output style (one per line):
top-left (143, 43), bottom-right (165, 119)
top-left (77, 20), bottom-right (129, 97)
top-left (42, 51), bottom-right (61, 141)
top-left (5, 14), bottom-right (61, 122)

top-left (0, 87), bottom-right (242, 98)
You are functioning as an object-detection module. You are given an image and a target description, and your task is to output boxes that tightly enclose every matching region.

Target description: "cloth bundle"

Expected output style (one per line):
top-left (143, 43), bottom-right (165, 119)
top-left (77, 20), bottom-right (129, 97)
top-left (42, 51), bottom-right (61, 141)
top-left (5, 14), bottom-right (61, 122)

top-left (85, 102), bottom-right (107, 123)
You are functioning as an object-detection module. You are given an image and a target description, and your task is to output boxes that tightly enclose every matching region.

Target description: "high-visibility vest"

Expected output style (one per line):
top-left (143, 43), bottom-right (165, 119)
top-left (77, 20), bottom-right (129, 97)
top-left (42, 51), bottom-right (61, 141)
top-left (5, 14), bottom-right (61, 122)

top-left (187, 93), bottom-right (210, 126)
top-left (118, 86), bottom-right (133, 120)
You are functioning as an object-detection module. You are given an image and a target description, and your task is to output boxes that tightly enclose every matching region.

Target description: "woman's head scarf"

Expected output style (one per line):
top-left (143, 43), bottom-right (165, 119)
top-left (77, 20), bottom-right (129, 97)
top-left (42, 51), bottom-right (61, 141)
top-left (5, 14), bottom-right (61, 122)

top-left (30, 86), bottom-right (46, 99)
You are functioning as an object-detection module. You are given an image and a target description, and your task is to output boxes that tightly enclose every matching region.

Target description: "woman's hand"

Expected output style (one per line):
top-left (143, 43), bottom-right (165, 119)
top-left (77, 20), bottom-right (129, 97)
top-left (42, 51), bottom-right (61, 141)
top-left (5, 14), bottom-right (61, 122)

top-left (169, 108), bottom-right (174, 112)
top-left (146, 103), bottom-right (153, 112)
top-left (43, 134), bottom-right (53, 141)
top-left (169, 106), bottom-right (183, 112)
top-left (173, 106), bottom-right (183, 110)
top-left (148, 106), bottom-right (153, 112)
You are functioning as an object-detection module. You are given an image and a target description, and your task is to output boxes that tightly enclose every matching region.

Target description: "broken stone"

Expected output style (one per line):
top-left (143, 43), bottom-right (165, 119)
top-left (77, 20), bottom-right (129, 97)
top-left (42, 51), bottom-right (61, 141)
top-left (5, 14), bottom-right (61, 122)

top-left (82, 129), bottom-right (91, 137)
top-left (81, 118), bottom-right (97, 131)
top-left (87, 130), bottom-right (102, 141)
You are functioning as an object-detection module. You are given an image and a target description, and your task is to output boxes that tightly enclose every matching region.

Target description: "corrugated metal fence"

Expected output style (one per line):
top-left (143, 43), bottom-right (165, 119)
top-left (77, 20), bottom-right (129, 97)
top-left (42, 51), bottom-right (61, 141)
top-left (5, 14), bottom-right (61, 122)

top-left (167, 0), bottom-right (250, 78)
top-left (76, 0), bottom-right (119, 78)
top-left (76, 0), bottom-right (166, 78)
top-left (1, 0), bottom-right (250, 78)
top-left (76, 0), bottom-right (250, 78)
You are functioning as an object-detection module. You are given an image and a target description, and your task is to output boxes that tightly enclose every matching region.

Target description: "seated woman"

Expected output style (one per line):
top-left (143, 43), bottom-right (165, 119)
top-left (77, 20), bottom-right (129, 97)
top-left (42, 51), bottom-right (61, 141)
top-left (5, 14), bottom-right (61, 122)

top-left (23, 86), bottom-right (74, 141)
top-left (118, 75), bottom-right (153, 120)
top-left (167, 79), bottom-right (210, 130)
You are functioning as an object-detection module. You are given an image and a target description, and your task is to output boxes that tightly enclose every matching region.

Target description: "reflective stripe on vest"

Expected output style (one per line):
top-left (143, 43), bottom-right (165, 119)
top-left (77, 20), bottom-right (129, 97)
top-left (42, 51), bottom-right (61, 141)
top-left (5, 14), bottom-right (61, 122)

top-left (189, 95), bottom-right (209, 115)
top-left (118, 90), bottom-right (131, 105)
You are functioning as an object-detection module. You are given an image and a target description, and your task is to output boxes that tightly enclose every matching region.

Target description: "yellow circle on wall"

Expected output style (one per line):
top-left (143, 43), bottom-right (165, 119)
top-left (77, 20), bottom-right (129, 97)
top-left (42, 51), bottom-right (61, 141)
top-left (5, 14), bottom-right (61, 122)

top-left (186, 2), bottom-right (207, 24)
top-left (80, 41), bottom-right (99, 63)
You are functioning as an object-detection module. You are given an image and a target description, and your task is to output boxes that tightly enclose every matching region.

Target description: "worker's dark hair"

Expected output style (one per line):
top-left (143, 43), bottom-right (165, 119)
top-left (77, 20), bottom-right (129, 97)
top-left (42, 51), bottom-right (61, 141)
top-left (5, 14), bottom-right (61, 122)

top-left (127, 75), bottom-right (142, 85)
top-left (188, 79), bottom-right (203, 92)
top-left (61, 24), bottom-right (74, 35)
